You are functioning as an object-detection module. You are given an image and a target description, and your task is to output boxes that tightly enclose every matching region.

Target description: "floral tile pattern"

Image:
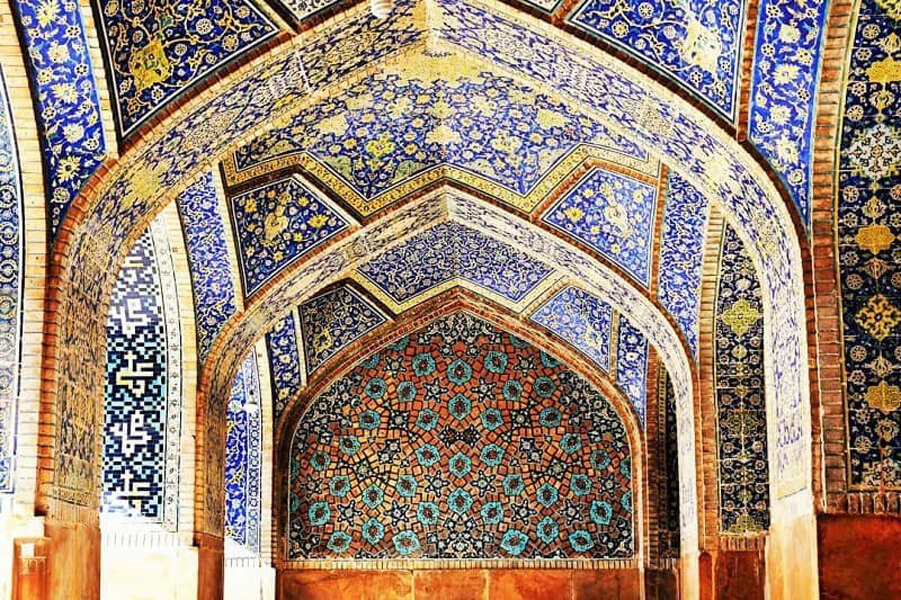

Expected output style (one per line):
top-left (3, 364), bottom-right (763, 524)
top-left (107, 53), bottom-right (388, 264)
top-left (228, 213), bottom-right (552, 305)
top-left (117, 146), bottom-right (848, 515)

top-left (357, 222), bottom-right (554, 305)
top-left (176, 172), bottom-right (238, 362)
top-left (288, 312), bottom-right (634, 560)
top-left (0, 71), bottom-right (22, 494)
top-left (657, 173), bottom-right (710, 355)
top-left (656, 365), bottom-right (680, 556)
top-left (530, 286), bottom-right (613, 372)
top-left (567, 0), bottom-right (745, 120)
top-left (266, 311), bottom-right (303, 424)
top-left (715, 226), bottom-right (770, 534)
top-left (230, 176), bottom-right (350, 297)
top-left (747, 0), bottom-right (829, 225)
top-left (838, 0), bottom-right (901, 489)
top-left (541, 168), bottom-right (658, 288)
top-left (615, 315), bottom-right (648, 424)
top-left (299, 286), bottom-right (388, 376)
top-left (226, 353), bottom-right (263, 552)
top-left (11, 0), bottom-right (107, 237)
top-left (229, 57), bottom-right (649, 215)
top-left (94, 0), bottom-right (278, 138)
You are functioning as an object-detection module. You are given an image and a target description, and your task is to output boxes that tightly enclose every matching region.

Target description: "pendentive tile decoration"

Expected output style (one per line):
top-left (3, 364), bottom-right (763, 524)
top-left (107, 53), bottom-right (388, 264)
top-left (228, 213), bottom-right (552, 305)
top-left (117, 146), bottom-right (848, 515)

top-left (102, 227), bottom-right (181, 529)
top-left (541, 168), bottom-right (658, 288)
top-left (657, 173), bottom-right (710, 355)
top-left (714, 225), bottom-right (770, 534)
top-left (530, 286), bottom-right (613, 372)
top-left (288, 312), bottom-right (634, 560)
top-left (567, 0), bottom-right (745, 120)
top-left (838, 0), bottom-right (901, 489)
top-left (230, 176), bottom-right (351, 297)
top-left (656, 365), bottom-right (680, 556)
top-left (0, 69), bottom-right (22, 494)
top-left (298, 286), bottom-right (387, 376)
top-left (615, 315), bottom-right (649, 424)
top-left (227, 54), bottom-right (650, 215)
top-left (357, 222), bottom-right (554, 306)
top-left (176, 172), bottom-right (238, 361)
top-left (10, 0), bottom-right (107, 237)
top-left (226, 353), bottom-right (263, 552)
top-left (94, 0), bottom-right (278, 139)
top-left (747, 0), bottom-right (828, 225)
top-left (266, 311), bottom-right (303, 423)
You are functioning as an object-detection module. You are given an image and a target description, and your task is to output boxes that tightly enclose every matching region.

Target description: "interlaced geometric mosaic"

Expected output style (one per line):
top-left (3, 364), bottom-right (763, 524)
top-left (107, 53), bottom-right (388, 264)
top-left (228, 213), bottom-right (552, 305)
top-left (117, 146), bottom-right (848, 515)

top-left (288, 312), bottom-right (634, 561)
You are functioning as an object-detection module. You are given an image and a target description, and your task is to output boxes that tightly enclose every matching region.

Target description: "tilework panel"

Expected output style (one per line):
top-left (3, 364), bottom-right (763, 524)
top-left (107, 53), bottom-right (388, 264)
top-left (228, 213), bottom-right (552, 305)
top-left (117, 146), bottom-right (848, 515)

top-left (230, 176), bottom-right (351, 297)
top-left (530, 286), bottom-right (613, 372)
top-left (657, 173), bottom-right (710, 355)
top-left (11, 0), bottom-right (107, 237)
top-left (94, 0), bottom-right (278, 138)
top-left (567, 0), bottom-right (745, 120)
top-left (714, 225), bottom-right (769, 534)
top-left (747, 0), bottom-right (829, 225)
top-left (838, 0), bottom-right (901, 489)
top-left (656, 365), bottom-right (680, 556)
top-left (436, 0), bottom-right (806, 503)
top-left (287, 312), bottom-right (634, 560)
top-left (102, 229), bottom-right (180, 526)
top-left (0, 70), bottom-right (22, 494)
top-left (541, 168), bottom-right (657, 288)
top-left (266, 311), bottom-right (303, 424)
top-left (176, 172), bottom-right (238, 362)
top-left (357, 222), bottom-right (554, 304)
top-left (299, 286), bottom-right (387, 376)
top-left (615, 315), bottom-right (648, 424)
top-left (229, 57), bottom-right (649, 215)
top-left (226, 353), bottom-right (263, 552)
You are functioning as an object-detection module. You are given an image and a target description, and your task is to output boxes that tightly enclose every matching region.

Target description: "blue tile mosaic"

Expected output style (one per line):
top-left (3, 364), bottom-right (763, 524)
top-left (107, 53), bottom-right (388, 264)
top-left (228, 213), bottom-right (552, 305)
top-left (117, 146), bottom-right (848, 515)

top-left (567, 0), bottom-right (745, 120)
top-left (357, 222), bottom-right (553, 304)
top-left (616, 315), bottom-right (648, 423)
top-left (0, 70), bottom-right (22, 494)
top-left (747, 0), bottom-right (829, 225)
top-left (11, 0), bottom-right (107, 237)
top-left (657, 172), bottom-right (710, 355)
top-left (530, 286), bottom-right (613, 371)
top-left (230, 63), bottom-right (648, 215)
top-left (226, 353), bottom-right (263, 552)
top-left (265, 311), bottom-right (303, 423)
top-left (299, 286), bottom-right (387, 375)
top-left (541, 168), bottom-right (658, 287)
top-left (230, 176), bottom-right (350, 297)
top-left (176, 172), bottom-right (238, 362)
top-left (94, 0), bottom-right (278, 138)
